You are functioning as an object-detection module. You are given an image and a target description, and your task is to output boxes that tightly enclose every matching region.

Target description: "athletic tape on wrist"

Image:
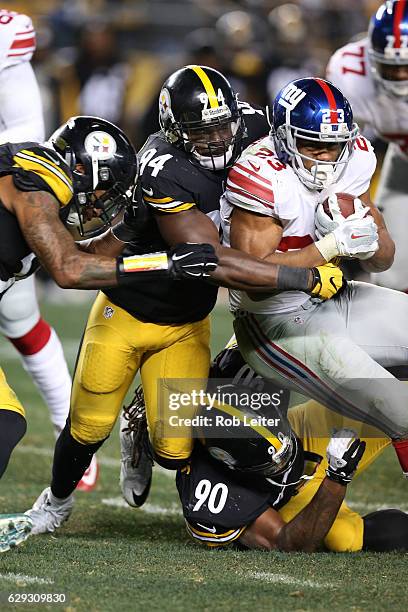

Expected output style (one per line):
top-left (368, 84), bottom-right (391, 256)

top-left (119, 252), bottom-right (169, 274)
top-left (314, 233), bottom-right (339, 262)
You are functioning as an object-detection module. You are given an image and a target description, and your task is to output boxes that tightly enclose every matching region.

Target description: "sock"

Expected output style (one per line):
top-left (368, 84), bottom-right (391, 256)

top-left (392, 438), bottom-right (408, 475)
top-left (51, 424), bottom-right (106, 499)
top-left (9, 319), bottom-right (71, 431)
top-left (0, 410), bottom-right (27, 478)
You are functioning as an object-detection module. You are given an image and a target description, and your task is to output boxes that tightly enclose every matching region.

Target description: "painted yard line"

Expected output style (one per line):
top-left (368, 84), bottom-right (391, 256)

top-left (101, 497), bottom-right (181, 515)
top-left (248, 571), bottom-right (335, 589)
top-left (349, 501), bottom-right (408, 512)
top-left (15, 445), bottom-right (174, 478)
top-left (0, 573), bottom-right (54, 585)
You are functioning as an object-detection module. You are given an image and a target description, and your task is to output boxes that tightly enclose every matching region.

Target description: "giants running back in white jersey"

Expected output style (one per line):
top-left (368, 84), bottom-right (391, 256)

top-left (327, 39), bottom-right (408, 156)
top-left (221, 134), bottom-right (376, 314)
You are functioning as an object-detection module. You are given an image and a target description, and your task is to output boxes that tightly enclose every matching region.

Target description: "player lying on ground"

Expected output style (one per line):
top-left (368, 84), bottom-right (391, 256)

top-left (221, 76), bottom-right (408, 478)
top-left (177, 342), bottom-right (408, 552)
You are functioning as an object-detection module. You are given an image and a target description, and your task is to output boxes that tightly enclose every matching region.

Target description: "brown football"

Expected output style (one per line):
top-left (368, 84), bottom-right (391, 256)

top-left (322, 192), bottom-right (356, 219)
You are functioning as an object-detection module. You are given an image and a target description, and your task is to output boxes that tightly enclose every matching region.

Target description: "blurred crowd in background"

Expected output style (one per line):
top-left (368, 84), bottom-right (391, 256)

top-left (3, 0), bottom-right (382, 149)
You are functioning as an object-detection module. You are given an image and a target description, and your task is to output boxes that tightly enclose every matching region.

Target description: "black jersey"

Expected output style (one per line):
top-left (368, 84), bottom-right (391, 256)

top-left (0, 142), bottom-right (73, 298)
top-left (104, 103), bottom-right (269, 324)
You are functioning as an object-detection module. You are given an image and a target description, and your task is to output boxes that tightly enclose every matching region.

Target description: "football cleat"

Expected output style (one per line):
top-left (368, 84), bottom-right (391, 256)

top-left (0, 514), bottom-right (32, 553)
top-left (25, 487), bottom-right (74, 535)
top-left (76, 455), bottom-right (99, 492)
top-left (119, 387), bottom-right (153, 508)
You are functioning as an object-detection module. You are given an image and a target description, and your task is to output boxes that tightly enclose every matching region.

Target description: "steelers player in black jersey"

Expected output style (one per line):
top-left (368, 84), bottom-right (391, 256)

top-left (177, 340), bottom-right (408, 553)
top-left (25, 67), bottom-right (345, 537)
top-left (0, 115), bottom-right (217, 552)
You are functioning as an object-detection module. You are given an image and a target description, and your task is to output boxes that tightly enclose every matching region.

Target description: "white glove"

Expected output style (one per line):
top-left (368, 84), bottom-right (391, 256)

top-left (315, 194), bottom-right (372, 239)
top-left (332, 216), bottom-right (379, 258)
top-left (326, 428), bottom-right (366, 485)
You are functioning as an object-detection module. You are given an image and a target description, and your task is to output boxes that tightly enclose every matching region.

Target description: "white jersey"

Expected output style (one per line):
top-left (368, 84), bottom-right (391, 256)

top-left (327, 38), bottom-right (408, 156)
top-left (0, 10), bottom-right (44, 142)
top-left (221, 135), bottom-right (376, 315)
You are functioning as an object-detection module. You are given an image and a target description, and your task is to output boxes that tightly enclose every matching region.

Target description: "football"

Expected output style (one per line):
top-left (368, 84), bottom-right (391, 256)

top-left (322, 192), bottom-right (356, 219)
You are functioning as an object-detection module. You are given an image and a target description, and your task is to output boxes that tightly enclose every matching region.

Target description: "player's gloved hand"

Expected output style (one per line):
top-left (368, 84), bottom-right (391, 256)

top-left (315, 216), bottom-right (379, 261)
top-left (168, 243), bottom-right (218, 279)
top-left (310, 262), bottom-right (345, 300)
top-left (117, 243), bottom-right (218, 283)
top-left (326, 428), bottom-right (366, 486)
top-left (111, 184), bottom-right (151, 243)
top-left (315, 195), bottom-right (371, 239)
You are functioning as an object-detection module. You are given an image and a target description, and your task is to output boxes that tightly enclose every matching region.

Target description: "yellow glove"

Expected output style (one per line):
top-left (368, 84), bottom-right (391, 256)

top-left (310, 262), bottom-right (345, 300)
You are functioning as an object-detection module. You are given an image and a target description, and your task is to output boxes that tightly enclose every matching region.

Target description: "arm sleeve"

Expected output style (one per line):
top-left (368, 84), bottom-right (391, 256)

top-left (0, 62), bottom-right (44, 143)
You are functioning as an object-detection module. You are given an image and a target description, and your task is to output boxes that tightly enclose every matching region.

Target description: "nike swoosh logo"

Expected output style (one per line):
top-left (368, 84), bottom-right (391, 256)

top-left (142, 187), bottom-right (154, 196)
top-left (172, 252), bottom-right (194, 261)
top-left (196, 523), bottom-right (217, 533)
top-left (351, 233), bottom-right (370, 239)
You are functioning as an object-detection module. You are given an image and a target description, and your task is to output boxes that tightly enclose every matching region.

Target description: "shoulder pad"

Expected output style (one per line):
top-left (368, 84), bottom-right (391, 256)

top-left (0, 11), bottom-right (36, 70)
top-left (12, 144), bottom-right (73, 207)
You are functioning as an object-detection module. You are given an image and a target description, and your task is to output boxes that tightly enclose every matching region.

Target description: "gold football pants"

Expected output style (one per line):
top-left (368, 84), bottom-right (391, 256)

top-left (279, 400), bottom-right (390, 552)
top-left (70, 293), bottom-right (211, 463)
top-left (0, 367), bottom-right (25, 417)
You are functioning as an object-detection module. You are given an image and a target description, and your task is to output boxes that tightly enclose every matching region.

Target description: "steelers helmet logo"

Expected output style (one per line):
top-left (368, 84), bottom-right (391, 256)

top-left (159, 88), bottom-right (172, 120)
top-left (208, 447), bottom-right (237, 467)
top-left (84, 131), bottom-right (117, 160)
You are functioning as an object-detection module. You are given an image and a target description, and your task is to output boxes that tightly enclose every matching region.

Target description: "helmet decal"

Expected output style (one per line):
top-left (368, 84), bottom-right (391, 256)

top-left (84, 131), bottom-right (117, 160)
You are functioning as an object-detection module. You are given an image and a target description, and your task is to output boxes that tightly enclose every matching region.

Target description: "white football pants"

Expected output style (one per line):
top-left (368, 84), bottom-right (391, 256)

top-left (234, 281), bottom-right (408, 439)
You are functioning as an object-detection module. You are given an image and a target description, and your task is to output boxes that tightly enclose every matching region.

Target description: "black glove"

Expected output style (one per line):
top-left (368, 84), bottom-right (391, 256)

top-left (168, 243), bottom-right (218, 280)
top-left (325, 428), bottom-right (366, 486)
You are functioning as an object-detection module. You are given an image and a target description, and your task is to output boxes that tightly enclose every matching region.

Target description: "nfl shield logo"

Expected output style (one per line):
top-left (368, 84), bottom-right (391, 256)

top-left (103, 306), bottom-right (115, 319)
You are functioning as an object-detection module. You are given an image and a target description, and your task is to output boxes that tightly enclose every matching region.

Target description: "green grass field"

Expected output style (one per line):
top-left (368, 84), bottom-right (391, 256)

top-left (0, 295), bottom-right (407, 612)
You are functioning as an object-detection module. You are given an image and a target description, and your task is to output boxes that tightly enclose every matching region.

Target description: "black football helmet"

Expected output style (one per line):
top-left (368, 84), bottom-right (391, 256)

top-left (49, 116), bottom-right (138, 237)
top-left (196, 382), bottom-right (302, 482)
top-left (159, 65), bottom-right (245, 170)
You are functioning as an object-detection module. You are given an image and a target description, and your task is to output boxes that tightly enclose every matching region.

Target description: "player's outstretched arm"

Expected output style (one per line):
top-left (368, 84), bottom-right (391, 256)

top-left (154, 206), bottom-right (334, 295)
top-left (239, 430), bottom-right (366, 552)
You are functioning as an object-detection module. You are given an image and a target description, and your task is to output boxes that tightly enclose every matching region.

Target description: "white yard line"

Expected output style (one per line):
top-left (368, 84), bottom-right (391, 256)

top-left (248, 571), bottom-right (335, 589)
top-left (349, 501), bottom-right (408, 512)
top-left (0, 573), bottom-right (54, 585)
top-left (101, 497), bottom-right (181, 515)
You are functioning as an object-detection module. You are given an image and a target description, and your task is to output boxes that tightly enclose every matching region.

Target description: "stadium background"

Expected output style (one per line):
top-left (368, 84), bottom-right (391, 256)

top-left (0, 1), bottom-right (407, 611)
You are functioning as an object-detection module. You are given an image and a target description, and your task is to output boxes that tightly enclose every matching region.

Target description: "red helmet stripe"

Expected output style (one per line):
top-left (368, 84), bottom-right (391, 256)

top-left (393, 0), bottom-right (406, 48)
top-left (315, 78), bottom-right (338, 123)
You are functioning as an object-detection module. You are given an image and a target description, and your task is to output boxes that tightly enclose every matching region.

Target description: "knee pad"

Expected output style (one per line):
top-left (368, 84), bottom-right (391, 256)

top-left (0, 277), bottom-right (40, 337)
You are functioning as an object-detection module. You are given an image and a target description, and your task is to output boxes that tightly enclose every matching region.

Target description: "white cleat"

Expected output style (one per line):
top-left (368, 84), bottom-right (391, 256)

top-left (25, 487), bottom-right (74, 535)
top-left (119, 392), bottom-right (152, 508)
top-left (0, 514), bottom-right (32, 553)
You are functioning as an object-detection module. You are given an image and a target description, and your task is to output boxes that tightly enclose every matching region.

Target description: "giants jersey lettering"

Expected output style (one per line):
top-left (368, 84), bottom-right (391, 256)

top-left (221, 135), bottom-right (376, 315)
top-left (327, 39), bottom-right (408, 156)
top-left (0, 10), bottom-right (36, 70)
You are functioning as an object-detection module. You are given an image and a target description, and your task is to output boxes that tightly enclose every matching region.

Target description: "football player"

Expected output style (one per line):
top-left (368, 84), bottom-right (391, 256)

top-left (24, 66), bottom-right (346, 536)
top-left (177, 341), bottom-right (408, 553)
top-left (0, 114), bottom-right (216, 552)
top-left (327, 0), bottom-right (408, 291)
top-left (0, 9), bottom-right (96, 489)
top-left (221, 76), bottom-right (408, 481)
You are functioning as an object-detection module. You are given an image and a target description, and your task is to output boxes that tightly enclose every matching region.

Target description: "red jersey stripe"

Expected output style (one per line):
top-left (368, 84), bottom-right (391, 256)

top-left (234, 162), bottom-right (272, 186)
top-left (315, 78), bottom-right (338, 124)
top-left (394, 0), bottom-right (406, 48)
top-left (228, 168), bottom-right (274, 204)
top-left (227, 184), bottom-right (275, 210)
top-left (10, 35), bottom-right (35, 50)
top-left (277, 235), bottom-right (314, 252)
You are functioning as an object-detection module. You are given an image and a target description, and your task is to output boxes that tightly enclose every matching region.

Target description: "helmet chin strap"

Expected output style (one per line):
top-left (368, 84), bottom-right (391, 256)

top-left (310, 163), bottom-right (336, 189)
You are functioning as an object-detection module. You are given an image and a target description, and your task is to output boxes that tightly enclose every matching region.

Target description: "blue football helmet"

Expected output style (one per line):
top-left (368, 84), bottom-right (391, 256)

top-left (368, 1), bottom-right (408, 98)
top-left (272, 77), bottom-right (359, 190)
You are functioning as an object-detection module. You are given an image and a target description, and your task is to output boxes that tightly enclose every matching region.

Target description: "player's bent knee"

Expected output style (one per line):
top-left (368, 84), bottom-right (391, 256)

top-left (70, 419), bottom-right (114, 445)
top-left (79, 341), bottom-right (130, 393)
